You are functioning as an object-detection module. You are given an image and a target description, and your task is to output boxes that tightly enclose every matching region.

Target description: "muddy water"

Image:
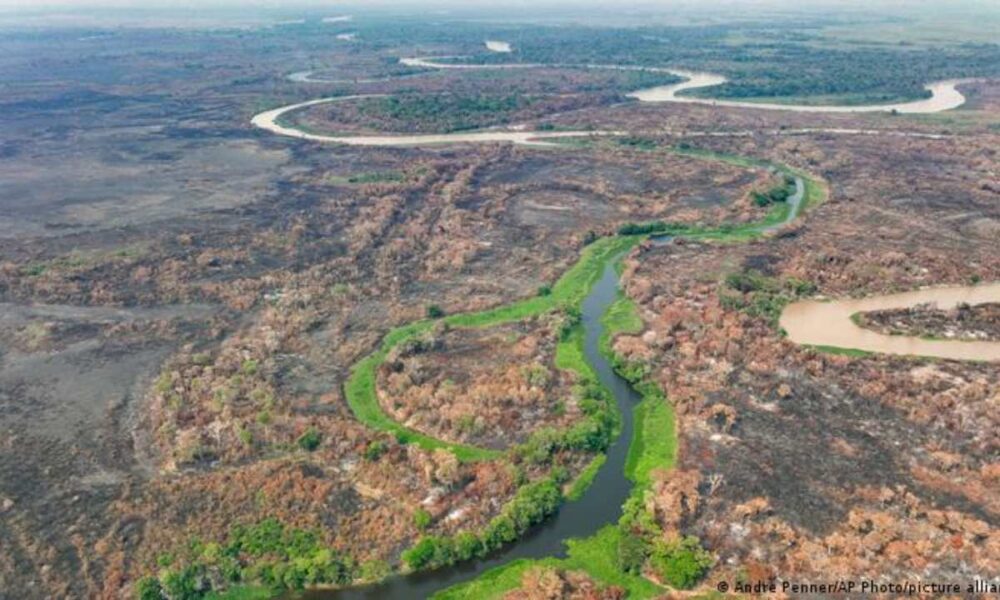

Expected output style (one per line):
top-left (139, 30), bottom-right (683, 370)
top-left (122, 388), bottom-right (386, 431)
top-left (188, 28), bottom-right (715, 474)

top-left (297, 255), bottom-right (644, 599)
top-left (250, 96), bottom-right (619, 146)
top-left (628, 75), bottom-right (973, 114)
top-left (780, 283), bottom-right (1000, 361)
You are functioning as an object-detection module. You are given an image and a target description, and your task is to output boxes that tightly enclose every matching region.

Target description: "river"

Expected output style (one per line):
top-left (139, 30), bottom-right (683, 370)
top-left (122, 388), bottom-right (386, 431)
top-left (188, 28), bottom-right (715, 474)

top-left (780, 283), bottom-right (1000, 362)
top-left (257, 61), bottom-right (970, 148)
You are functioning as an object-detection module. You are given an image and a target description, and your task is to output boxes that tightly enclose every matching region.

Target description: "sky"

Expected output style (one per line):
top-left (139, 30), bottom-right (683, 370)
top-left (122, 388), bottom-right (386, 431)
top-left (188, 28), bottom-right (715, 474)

top-left (1, 0), bottom-right (995, 7)
top-left (1, 0), bottom-right (997, 31)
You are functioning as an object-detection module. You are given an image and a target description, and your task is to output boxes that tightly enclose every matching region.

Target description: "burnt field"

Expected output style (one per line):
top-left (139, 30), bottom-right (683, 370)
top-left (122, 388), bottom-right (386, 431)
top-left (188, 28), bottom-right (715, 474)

top-left (615, 126), bottom-right (999, 588)
top-left (0, 8), bottom-right (998, 600)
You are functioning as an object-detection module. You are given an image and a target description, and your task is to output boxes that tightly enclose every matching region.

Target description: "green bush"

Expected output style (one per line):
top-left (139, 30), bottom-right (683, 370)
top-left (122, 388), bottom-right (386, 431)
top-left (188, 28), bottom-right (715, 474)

top-left (136, 576), bottom-right (163, 600)
top-left (453, 531), bottom-right (484, 561)
top-left (649, 536), bottom-right (713, 590)
top-left (617, 221), bottom-right (694, 236)
top-left (159, 566), bottom-right (203, 600)
top-left (402, 536), bottom-right (452, 570)
top-left (359, 559), bottom-right (390, 582)
top-left (426, 304), bottom-right (445, 319)
top-left (413, 507), bottom-right (432, 531)
top-left (537, 285), bottom-right (552, 296)
top-left (296, 427), bottom-right (321, 452)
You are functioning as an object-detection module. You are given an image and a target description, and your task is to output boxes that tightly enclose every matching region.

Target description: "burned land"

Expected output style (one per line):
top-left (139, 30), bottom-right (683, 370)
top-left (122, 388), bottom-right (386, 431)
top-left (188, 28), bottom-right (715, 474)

top-left (0, 9), bottom-right (997, 600)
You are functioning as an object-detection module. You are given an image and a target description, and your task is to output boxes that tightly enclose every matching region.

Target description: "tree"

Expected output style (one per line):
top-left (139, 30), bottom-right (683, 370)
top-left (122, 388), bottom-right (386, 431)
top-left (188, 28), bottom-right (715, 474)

top-left (649, 536), bottom-right (714, 590)
top-left (617, 533), bottom-right (648, 574)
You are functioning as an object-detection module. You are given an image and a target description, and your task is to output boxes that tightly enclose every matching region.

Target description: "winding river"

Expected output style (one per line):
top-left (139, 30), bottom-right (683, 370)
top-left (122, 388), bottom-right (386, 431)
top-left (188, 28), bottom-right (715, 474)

top-left (781, 283), bottom-right (1000, 361)
top-left (257, 58), bottom-right (971, 147)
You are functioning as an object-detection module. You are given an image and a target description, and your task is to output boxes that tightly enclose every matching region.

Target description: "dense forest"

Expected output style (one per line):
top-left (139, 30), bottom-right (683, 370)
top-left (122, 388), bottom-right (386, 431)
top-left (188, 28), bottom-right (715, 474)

top-left (345, 19), bottom-right (1000, 103)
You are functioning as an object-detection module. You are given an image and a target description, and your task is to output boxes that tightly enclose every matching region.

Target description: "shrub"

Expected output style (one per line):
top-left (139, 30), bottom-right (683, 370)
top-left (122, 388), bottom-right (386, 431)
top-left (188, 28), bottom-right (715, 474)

top-left (413, 508), bottom-right (432, 531)
top-left (649, 536), bottom-right (714, 590)
top-left (158, 566), bottom-right (203, 600)
top-left (453, 531), bottom-right (484, 561)
top-left (558, 307), bottom-right (582, 341)
top-left (296, 427), bottom-right (321, 452)
top-left (359, 559), bottom-right (390, 582)
top-left (238, 427), bottom-right (253, 447)
top-left (364, 440), bottom-right (387, 461)
top-left (426, 304), bottom-right (445, 319)
top-left (402, 536), bottom-right (452, 570)
top-left (537, 285), bottom-right (552, 296)
top-left (135, 576), bottom-right (163, 600)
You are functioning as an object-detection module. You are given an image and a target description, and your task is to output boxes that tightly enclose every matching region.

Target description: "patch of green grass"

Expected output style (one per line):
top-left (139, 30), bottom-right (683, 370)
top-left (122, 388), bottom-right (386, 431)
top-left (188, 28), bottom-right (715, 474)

top-left (560, 526), bottom-right (663, 597)
top-left (554, 319), bottom-right (597, 381)
top-left (204, 586), bottom-right (272, 600)
top-left (807, 344), bottom-right (875, 358)
top-left (624, 391), bottom-right (676, 489)
top-left (565, 453), bottom-right (606, 501)
top-left (432, 559), bottom-right (537, 600)
top-left (433, 526), bottom-right (662, 600)
top-left (327, 170), bottom-right (405, 185)
top-left (602, 293), bottom-right (644, 337)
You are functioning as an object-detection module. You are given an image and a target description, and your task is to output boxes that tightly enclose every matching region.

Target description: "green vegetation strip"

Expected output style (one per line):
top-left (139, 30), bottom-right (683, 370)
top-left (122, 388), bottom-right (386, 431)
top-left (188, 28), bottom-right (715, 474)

top-left (806, 344), bottom-right (876, 358)
top-left (565, 454), bottom-right (606, 501)
top-left (344, 235), bottom-right (639, 462)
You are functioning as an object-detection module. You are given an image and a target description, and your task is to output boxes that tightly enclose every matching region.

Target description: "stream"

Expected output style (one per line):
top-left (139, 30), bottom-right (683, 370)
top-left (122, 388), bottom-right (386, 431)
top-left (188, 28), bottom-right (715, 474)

top-left (297, 254), bottom-right (645, 599)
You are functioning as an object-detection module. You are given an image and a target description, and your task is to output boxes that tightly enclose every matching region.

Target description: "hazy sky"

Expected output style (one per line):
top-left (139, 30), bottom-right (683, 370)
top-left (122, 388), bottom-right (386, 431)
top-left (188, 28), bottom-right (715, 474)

top-left (2, 0), bottom-right (997, 29)
top-left (1, 0), bottom-right (995, 7)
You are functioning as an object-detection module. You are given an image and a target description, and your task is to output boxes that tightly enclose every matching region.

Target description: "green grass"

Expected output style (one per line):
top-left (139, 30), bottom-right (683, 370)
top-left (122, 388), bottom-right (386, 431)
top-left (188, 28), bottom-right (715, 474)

top-left (600, 293), bottom-right (644, 354)
top-left (554, 320), bottom-right (597, 381)
top-left (433, 559), bottom-right (537, 600)
top-left (624, 391), bottom-right (676, 489)
top-left (566, 454), bottom-right (606, 501)
top-left (433, 527), bottom-right (663, 600)
top-left (205, 586), bottom-right (272, 600)
top-left (806, 344), bottom-right (875, 358)
top-left (327, 170), bottom-right (405, 185)
top-left (559, 526), bottom-right (663, 597)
